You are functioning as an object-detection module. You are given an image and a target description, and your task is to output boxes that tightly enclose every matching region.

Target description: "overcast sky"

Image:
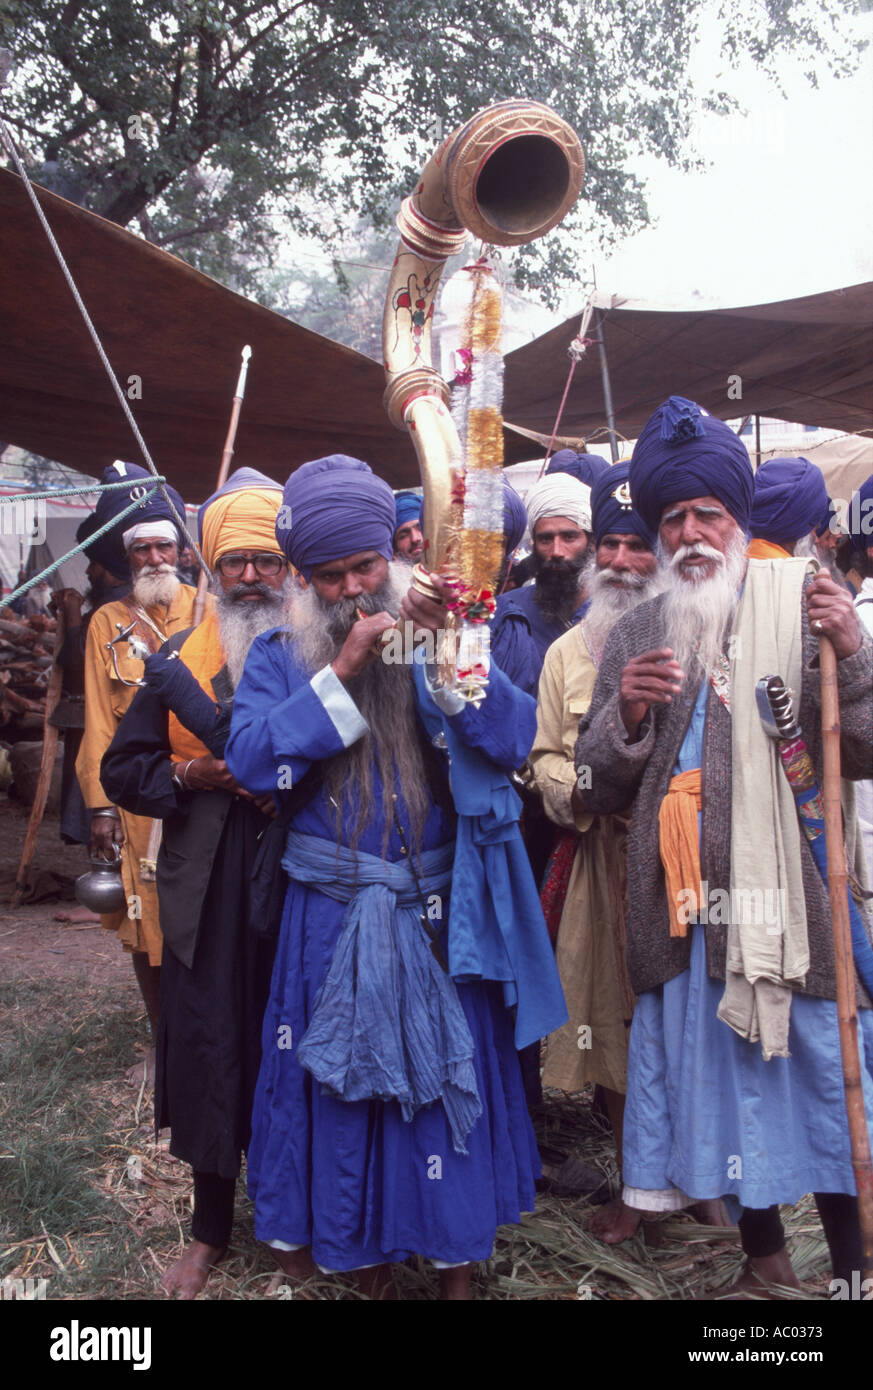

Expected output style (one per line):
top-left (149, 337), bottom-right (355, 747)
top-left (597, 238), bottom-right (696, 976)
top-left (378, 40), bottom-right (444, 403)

top-left (574, 12), bottom-right (873, 314)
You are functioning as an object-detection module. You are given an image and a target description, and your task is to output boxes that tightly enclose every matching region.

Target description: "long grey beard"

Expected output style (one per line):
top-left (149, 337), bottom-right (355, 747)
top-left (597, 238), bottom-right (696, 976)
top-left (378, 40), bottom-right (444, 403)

top-left (214, 575), bottom-right (295, 689)
top-left (795, 531), bottom-right (841, 580)
top-left (288, 563), bottom-right (429, 855)
top-left (132, 564), bottom-right (180, 609)
top-left (659, 524), bottom-right (748, 679)
top-left (583, 563), bottom-right (663, 659)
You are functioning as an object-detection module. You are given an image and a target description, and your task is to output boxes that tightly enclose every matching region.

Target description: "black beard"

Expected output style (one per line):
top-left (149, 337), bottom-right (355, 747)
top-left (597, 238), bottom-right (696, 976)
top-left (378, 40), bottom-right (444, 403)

top-left (533, 555), bottom-right (585, 625)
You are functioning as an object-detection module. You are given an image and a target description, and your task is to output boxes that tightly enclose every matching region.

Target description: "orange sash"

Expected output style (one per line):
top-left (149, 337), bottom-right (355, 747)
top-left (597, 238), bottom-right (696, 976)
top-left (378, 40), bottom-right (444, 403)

top-left (167, 609), bottom-right (225, 760)
top-left (658, 769), bottom-right (702, 938)
top-left (746, 538), bottom-right (791, 561)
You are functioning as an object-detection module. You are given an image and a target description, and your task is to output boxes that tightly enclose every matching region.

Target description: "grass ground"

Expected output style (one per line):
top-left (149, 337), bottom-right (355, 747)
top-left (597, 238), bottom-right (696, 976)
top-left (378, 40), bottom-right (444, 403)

top-left (0, 971), bottom-right (833, 1301)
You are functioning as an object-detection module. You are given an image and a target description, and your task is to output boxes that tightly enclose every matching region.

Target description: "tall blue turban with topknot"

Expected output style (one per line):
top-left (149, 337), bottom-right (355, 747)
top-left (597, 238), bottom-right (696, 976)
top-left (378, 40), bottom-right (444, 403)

top-left (91, 461), bottom-right (186, 574)
top-left (629, 396), bottom-right (754, 534)
top-left (278, 455), bottom-right (396, 580)
top-left (749, 457), bottom-right (828, 542)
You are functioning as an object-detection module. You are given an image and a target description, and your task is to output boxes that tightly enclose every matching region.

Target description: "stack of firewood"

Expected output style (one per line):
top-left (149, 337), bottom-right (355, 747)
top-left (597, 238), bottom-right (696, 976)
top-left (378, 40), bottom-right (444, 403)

top-left (0, 612), bottom-right (56, 728)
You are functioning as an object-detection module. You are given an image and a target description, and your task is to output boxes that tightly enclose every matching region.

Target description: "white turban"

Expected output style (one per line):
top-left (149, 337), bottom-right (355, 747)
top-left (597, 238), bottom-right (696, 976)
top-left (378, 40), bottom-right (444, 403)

top-left (524, 474), bottom-right (592, 536)
top-left (121, 519), bottom-right (179, 551)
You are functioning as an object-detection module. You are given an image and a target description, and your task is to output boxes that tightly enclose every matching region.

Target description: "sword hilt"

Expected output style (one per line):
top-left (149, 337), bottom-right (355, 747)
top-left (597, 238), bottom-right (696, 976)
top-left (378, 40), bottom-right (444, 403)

top-left (755, 675), bottom-right (801, 741)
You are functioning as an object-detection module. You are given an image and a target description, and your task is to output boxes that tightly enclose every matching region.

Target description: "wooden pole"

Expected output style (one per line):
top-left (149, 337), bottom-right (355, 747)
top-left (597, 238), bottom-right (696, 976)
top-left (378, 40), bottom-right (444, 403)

top-left (192, 345), bottom-right (252, 624)
top-left (12, 608), bottom-right (65, 905)
top-left (819, 633), bottom-right (873, 1280)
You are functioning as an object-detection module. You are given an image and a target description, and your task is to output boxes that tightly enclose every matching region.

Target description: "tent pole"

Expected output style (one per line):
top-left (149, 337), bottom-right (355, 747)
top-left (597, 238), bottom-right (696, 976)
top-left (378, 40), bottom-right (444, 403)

top-left (593, 310), bottom-right (620, 462)
top-left (755, 413), bottom-right (762, 470)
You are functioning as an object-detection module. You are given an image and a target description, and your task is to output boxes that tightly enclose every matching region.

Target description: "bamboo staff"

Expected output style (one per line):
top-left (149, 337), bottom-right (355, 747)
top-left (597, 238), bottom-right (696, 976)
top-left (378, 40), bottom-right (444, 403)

top-left (819, 633), bottom-right (873, 1280)
top-left (192, 345), bottom-right (252, 624)
top-left (12, 608), bottom-right (65, 905)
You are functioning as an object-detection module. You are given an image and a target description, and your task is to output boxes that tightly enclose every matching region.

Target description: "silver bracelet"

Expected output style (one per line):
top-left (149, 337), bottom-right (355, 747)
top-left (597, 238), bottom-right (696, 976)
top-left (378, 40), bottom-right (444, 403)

top-left (92, 806), bottom-right (120, 819)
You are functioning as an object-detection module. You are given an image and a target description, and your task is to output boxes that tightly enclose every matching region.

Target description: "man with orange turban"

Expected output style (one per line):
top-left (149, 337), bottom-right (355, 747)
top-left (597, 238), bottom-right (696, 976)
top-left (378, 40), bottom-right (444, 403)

top-left (101, 466), bottom-right (295, 1299)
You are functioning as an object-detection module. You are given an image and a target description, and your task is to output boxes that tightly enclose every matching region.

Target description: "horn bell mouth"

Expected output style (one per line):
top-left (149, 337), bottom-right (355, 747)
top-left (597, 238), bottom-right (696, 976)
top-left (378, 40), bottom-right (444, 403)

top-left (447, 104), bottom-right (584, 247)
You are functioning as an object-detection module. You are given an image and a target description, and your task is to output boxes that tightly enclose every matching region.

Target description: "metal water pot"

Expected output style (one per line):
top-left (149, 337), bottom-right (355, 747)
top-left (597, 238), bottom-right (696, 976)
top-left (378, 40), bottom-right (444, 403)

top-left (75, 844), bottom-right (125, 914)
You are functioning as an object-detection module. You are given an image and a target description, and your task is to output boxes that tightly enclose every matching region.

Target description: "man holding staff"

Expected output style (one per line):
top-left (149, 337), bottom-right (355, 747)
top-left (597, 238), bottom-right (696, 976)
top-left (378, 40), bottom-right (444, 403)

top-left (575, 397), bottom-right (873, 1296)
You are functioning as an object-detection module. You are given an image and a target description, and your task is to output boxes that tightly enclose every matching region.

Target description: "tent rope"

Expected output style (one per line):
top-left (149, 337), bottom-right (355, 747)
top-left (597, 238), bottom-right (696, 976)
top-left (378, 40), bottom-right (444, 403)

top-left (536, 297), bottom-right (597, 479)
top-left (0, 482), bottom-right (172, 606)
top-left (0, 110), bottom-right (211, 581)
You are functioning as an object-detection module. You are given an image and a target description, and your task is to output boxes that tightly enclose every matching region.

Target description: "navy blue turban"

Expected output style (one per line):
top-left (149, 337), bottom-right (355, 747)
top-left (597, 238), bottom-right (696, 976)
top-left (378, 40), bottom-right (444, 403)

top-left (591, 462), bottom-right (657, 550)
top-left (749, 457), bottom-right (828, 542)
top-left (279, 455), bottom-right (396, 580)
top-left (547, 449), bottom-right (610, 489)
top-left (847, 473), bottom-right (873, 553)
top-left (503, 479), bottom-right (527, 554)
top-left (91, 461), bottom-right (186, 573)
top-left (76, 511), bottom-right (129, 582)
top-left (814, 497), bottom-right (840, 538)
top-left (393, 490), bottom-right (422, 538)
top-left (630, 396), bottom-right (754, 534)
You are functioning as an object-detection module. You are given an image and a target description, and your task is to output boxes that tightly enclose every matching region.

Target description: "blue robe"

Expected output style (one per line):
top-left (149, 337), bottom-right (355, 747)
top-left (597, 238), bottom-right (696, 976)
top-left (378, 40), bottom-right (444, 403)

top-left (491, 585), bottom-right (586, 696)
top-left (623, 681), bottom-right (873, 1214)
top-left (225, 631), bottom-right (549, 1270)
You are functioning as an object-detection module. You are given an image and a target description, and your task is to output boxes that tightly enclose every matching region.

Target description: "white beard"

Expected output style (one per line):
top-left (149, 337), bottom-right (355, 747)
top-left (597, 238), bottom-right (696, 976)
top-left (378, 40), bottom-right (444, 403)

top-left (659, 525), bottom-right (748, 678)
top-left (132, 563), bottom-right (180, 609)
top-left (214, 574), bottom-right (295, 689)
top-left (583, 562), bottom-right (663, 658)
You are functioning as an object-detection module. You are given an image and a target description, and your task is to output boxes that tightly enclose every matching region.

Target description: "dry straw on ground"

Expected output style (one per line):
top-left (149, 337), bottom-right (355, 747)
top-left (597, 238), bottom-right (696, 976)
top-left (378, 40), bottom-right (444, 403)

top-left (0, 975), bottom-right (832, 1301)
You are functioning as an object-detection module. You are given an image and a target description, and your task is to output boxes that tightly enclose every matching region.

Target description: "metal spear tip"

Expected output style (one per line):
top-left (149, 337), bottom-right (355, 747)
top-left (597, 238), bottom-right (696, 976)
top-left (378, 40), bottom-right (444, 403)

top-left (241, 345), bottom-right (252, 361)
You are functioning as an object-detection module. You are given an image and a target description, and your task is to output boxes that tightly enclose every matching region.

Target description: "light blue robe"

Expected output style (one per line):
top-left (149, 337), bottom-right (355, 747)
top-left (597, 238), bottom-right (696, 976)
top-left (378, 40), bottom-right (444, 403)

top-left (623, 681), bottom-right (873, 1213)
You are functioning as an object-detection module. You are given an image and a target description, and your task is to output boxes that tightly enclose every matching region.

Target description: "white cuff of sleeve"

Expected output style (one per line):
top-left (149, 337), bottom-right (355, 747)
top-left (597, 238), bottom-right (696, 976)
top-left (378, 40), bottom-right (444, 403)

top-left (622, 1184), bottom-right (691, 1212)
top-left (310, 665), bottom-right (369, 746)
top-left (424, 662), bottom-right (465, 717)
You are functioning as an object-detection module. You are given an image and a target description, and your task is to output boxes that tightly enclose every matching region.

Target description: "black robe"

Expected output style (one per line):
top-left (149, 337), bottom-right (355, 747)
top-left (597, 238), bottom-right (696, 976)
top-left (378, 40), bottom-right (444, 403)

top-left (101, 665), bottom-right (275, 1178)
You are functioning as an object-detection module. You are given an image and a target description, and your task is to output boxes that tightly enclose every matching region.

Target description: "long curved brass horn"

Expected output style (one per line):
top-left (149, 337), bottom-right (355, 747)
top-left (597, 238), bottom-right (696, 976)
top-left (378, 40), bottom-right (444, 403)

top-left (383, 100), bottom-right (584, 579)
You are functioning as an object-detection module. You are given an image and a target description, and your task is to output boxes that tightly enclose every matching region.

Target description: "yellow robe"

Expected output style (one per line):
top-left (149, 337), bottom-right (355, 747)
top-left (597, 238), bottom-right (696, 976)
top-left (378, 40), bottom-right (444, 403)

top-left (75, 585), bottom-right (198, 964)
top-left (530, 623), bottom-right (635, 1094)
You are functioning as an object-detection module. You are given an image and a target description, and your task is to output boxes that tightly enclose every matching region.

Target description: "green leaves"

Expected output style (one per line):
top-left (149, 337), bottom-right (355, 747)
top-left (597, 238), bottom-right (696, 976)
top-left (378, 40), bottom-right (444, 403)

top-left (1, 0), bottom-right (865, 305)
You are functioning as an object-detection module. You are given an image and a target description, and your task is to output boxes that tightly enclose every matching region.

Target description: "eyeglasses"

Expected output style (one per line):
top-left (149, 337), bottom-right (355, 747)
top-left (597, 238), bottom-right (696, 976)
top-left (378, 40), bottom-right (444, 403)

top-left (216, 552), bottom-right (286, 578)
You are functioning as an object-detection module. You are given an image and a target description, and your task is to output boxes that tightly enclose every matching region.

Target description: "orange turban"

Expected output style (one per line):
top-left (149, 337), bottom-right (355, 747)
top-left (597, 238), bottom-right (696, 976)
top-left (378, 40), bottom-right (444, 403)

top-left (198, 467), bottom-right (283, 569)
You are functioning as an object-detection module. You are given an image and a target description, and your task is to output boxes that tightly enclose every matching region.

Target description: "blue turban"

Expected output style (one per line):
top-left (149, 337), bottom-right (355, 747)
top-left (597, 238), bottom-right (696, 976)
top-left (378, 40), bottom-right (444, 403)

top-left (749, 457), bottom-right (828, 542)
top-left (591, 462), bottom-right (657, 549)
top-left (847, 473), bottom-right (873, 553)
top-left (547, 449), bottom-right (610, 489)
top-left (503, 479), bottom-right (527, 554)
top-left (393, 490), bottom-right (422, 538)
top-left (91, 461), bottom-right (187, 573)
top-left (630, 396), bottom-right (754, 534)
top-left (76, 511), bottom-right (129, 582)
top-left (278, 455), bottom-right (395, 580)
top-left (814, 497), bottom-right (840, 538)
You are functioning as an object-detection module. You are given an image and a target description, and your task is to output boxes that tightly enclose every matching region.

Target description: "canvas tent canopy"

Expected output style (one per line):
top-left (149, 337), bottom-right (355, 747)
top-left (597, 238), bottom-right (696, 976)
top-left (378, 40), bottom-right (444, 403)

top-left (0, 166), bottom-right (871, 503)
top-left (502, 285), bottom-right (873, 444)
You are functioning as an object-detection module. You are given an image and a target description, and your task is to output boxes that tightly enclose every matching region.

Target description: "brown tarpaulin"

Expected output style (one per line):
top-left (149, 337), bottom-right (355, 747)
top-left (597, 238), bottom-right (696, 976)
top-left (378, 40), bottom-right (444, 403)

top-left (0, 168), bottom-right (423, 493)
top-left (2, 167), bottom-right (871, 497)
top-left (503, 285), bottom-right (873, 442)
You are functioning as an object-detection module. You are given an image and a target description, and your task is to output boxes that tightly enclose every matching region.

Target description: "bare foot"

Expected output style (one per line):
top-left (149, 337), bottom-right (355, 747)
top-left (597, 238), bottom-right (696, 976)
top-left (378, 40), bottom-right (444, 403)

top-left (691, 1198), bottom-right (733, 1227)
top-left (161, 1241), bottom-right (225, 1299)
top-left (588, 1196), bottom-right (643, 1244)
top-left (439, 1265), bottom-right (472, 1300)
top-left (125, 1048), bottom-right (155, 1089)
top-left (357, 1263), bottom-right (397, 1300)
top-left (271, 1246), bottom-right (317, 1280)
top-left (715, 1251), bottom-right (803, 1300)
top-left (55, 905), bottom-right (100, 924)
